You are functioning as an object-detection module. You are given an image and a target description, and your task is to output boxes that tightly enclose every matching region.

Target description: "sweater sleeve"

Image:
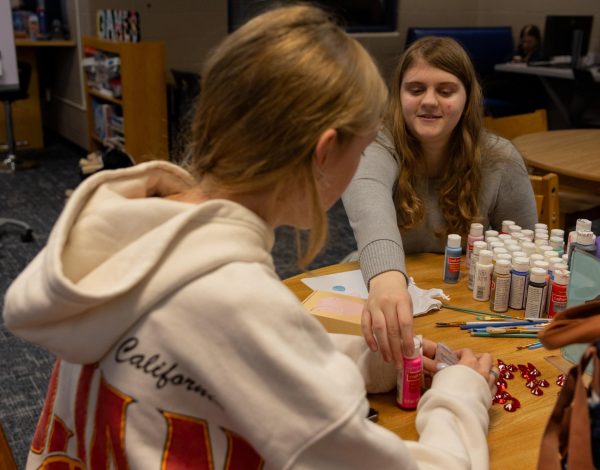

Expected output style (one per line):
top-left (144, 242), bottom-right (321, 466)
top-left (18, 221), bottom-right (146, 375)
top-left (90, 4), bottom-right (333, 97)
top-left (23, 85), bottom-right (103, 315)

top-left (342, 133), bottom-right (407, 286)
top-left (293, 365), bottom-right (492, 470)
top-left (328, 333), bottom-right (397, 393)
top-left (487, 139), bottom-right (538, 231)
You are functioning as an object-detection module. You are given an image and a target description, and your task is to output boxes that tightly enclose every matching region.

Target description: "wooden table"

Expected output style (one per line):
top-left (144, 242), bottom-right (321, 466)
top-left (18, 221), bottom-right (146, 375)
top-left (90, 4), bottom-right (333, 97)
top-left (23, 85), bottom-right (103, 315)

top-left (514, 129), bottom-right (600, 196)
top-left (284, 253), bottom-right (563, 470)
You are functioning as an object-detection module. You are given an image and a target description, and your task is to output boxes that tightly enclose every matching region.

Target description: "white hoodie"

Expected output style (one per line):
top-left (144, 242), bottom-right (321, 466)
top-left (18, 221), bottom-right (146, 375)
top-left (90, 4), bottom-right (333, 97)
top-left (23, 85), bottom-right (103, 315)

top-left (4, 161), bottom-right (492, 469)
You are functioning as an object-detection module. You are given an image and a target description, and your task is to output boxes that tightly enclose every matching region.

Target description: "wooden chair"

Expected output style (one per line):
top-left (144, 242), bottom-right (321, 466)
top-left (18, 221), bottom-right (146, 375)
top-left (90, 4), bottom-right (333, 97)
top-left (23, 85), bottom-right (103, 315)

top-left (0, 420), bottom-right (17, 470)
top-left (484, 108), bottom-right (548, 140)
top-left (529, 172), bottom-right (560, 230)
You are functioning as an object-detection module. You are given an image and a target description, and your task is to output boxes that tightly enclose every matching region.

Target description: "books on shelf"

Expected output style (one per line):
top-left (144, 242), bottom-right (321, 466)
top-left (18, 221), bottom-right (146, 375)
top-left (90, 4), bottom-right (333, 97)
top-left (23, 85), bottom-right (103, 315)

top-left (92, 99), bottom-right (124, 143)
top-left (83, 47), bottom-right (122, 99)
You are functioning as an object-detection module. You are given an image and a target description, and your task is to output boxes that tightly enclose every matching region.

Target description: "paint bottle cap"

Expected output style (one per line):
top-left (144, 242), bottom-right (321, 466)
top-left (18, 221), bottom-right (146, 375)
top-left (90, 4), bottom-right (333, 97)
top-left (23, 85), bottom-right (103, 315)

top-left (502, 220), bottom-right (515, 232)
top-left (553, 269), bottom-right (570, 285)
top-left (469, 223), bottom-right (484, 236)
top-left (478, 250), bottom-right (493, 265)
top-left (530, 267), bottom-right (547, 283)
top-left (511, 251), bottom-right (527, 262)
top-left (576, 230), bottom-right (595, 246)
top-left (575, 219), bottom-right (592, 232)
top-left (485, 229), bottom-right (499, 240)
top-left (521, 241), bottom-right (537, 256)
top-left (490, 241), bottom-right (505, 251)
top-left (473, 240), bottom-right (488, 254)
top-left (513, 257), bottom-right (530, 272)
top-left (520, 229), bottom-right (534, 240)
top-left (543, 250), bottom-right (558, 261)
top-left (498, 234), bottom-right (512, 242)
top-left (549, 236), bottom-right (564, 249)
top-left (405, 336), bottom-right (422, 359)
top-left (550, 229), bottom-right (565, 239)
top-left (486, 236), bottom-right (500, 246)
top-left (548, 257), bottom-right (563, 268)
top-left (535, 223), bottom-right (548, 231)
top-left (447, 233), bottom-right (461, 248)
top-left (537, 244), bottom-right (554, 254)
top-left (552, 262), bottom-right (568, 271)
top-left (529, 254), bottom-right (544, 267)
top-left (497, 253), bottom-right (513, 264)
top-left (508, 224), bottom-right (522, 233)
top-left (506, 244), bottom-right (521, 254)
top-left (533, 260), bottom-right (549, 272)
top-left (494, 259), bottom-right (511, 274)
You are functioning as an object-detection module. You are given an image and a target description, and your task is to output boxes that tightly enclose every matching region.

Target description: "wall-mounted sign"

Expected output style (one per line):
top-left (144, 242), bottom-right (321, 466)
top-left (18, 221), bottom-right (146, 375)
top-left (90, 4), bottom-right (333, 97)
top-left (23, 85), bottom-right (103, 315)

top-left (96, 10), bottom-right (141, 43)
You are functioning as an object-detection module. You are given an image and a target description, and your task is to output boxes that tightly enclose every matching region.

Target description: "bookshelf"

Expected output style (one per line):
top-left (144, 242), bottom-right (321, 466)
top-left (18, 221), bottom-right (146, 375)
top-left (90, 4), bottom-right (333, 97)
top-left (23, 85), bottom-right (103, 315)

top-left (82, 36), bottom-right (168, 162)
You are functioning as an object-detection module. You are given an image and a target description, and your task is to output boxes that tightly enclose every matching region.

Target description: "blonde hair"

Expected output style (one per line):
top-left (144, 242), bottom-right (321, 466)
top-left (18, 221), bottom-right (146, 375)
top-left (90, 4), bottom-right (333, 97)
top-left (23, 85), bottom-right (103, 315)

top-left (387, 36), bottom-right (484, 238)
top-left (184, 5), bottom-right (386, 266)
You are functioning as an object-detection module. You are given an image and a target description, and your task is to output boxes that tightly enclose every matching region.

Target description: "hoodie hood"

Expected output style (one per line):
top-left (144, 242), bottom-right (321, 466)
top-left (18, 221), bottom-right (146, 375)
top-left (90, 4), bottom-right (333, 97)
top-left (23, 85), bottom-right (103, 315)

top-left (3, 161), bottom-right (275, 363)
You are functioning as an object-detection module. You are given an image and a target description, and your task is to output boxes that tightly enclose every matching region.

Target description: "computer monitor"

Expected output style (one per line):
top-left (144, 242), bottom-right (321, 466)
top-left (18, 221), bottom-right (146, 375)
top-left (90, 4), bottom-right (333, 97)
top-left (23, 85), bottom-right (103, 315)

top-left (542, 15), bottom-right (594, 61)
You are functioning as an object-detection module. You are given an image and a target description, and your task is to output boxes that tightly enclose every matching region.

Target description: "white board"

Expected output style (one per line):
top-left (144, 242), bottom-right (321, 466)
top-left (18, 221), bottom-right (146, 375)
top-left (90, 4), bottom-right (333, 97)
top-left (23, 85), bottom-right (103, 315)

top-left (0, 0), bottom-right (19, 92)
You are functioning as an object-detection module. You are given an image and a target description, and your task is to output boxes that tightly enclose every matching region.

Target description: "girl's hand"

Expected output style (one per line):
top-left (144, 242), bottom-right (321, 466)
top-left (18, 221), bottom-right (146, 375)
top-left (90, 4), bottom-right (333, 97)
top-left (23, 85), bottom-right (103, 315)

top-left (362, 271), bottom-right (414, 368)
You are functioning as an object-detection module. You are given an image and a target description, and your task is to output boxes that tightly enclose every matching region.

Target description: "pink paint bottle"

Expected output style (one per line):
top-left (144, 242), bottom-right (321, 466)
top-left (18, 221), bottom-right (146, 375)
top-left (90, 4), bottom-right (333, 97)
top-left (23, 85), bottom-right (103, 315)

top-left (396, 337), bottom-right (423, 410)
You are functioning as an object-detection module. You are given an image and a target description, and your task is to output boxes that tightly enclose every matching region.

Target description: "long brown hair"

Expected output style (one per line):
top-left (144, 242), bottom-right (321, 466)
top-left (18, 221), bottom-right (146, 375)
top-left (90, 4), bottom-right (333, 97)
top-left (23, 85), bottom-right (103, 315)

top-left (183, 5), bottom-right (387, 266)
top-left (387, 36), bottom-right (484, 238)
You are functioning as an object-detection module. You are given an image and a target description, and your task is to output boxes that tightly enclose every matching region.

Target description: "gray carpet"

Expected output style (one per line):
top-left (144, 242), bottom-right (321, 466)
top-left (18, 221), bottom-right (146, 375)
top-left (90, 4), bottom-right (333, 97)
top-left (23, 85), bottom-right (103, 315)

top-left (0, 138), bottom-right (356, 468)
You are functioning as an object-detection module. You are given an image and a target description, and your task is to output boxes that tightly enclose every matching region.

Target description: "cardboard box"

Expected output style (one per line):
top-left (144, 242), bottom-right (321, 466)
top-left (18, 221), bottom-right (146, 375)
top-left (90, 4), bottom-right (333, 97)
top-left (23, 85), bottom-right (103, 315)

top-left (302, 290), bottom-right (365, 336)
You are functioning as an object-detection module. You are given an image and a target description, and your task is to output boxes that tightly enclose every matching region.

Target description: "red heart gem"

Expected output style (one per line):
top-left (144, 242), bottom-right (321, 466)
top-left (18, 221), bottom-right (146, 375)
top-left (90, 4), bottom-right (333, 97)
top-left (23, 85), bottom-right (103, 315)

top-left (504, 399), bottom-right (521, 412)
top-left (496, 378), bottom-right (508, 391)
top-left (526, 379), bottom-right (538, 389)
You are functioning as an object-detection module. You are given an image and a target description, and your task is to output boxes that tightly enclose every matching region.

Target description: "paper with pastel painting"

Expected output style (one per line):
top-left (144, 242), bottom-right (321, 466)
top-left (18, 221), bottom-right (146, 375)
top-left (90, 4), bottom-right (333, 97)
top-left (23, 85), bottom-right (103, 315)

top-left (302, 290), bottom-right (364, 335)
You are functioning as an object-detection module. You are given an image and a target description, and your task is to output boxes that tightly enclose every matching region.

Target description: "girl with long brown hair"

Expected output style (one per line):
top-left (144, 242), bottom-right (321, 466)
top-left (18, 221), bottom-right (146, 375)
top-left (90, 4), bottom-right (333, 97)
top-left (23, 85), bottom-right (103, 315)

top-left (343, 36), bottom-right (537, 367)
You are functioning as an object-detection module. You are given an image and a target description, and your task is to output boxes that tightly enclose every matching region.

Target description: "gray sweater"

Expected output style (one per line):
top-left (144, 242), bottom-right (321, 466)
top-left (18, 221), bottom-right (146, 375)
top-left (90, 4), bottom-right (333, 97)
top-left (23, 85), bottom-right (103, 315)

top-left (342, 130), bottom-right (538, 284)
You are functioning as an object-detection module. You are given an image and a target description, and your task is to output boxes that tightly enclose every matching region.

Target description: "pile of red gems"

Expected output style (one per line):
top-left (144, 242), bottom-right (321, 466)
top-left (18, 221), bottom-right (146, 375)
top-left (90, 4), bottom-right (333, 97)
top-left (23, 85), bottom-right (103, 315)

top-left (493, 359), bottom-right (566, 412)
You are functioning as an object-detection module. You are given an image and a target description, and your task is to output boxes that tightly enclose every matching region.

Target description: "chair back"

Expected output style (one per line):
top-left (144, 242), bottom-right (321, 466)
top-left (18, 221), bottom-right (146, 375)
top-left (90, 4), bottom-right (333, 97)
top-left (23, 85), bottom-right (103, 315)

top-left (529, 172), bottom-right (560, 230)
top-left (484, 108), bottom-right (548, 140)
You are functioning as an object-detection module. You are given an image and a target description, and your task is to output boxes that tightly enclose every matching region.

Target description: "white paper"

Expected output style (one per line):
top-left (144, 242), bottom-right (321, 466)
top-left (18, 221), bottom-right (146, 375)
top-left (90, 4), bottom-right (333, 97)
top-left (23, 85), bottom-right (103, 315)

top-left (300, 269), bottom-right (449, 316)
top-left (301, 269), bottom-right (368, 298)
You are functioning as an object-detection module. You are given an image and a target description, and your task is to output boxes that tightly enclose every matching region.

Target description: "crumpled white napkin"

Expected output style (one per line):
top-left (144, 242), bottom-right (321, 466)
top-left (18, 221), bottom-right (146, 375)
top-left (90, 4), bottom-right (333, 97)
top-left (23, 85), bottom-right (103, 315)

top-left (407, 277), bottom-right (449, 316)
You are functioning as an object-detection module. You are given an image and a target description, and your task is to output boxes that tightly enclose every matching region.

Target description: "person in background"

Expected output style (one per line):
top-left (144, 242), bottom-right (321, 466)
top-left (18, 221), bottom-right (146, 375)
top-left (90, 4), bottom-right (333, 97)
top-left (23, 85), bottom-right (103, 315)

top-left (3, 7), bottom-right (496, 469)
top-left (512, 24), bottom-right (543, 63)
top-left (343, 36), bottom-right (538, 367)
